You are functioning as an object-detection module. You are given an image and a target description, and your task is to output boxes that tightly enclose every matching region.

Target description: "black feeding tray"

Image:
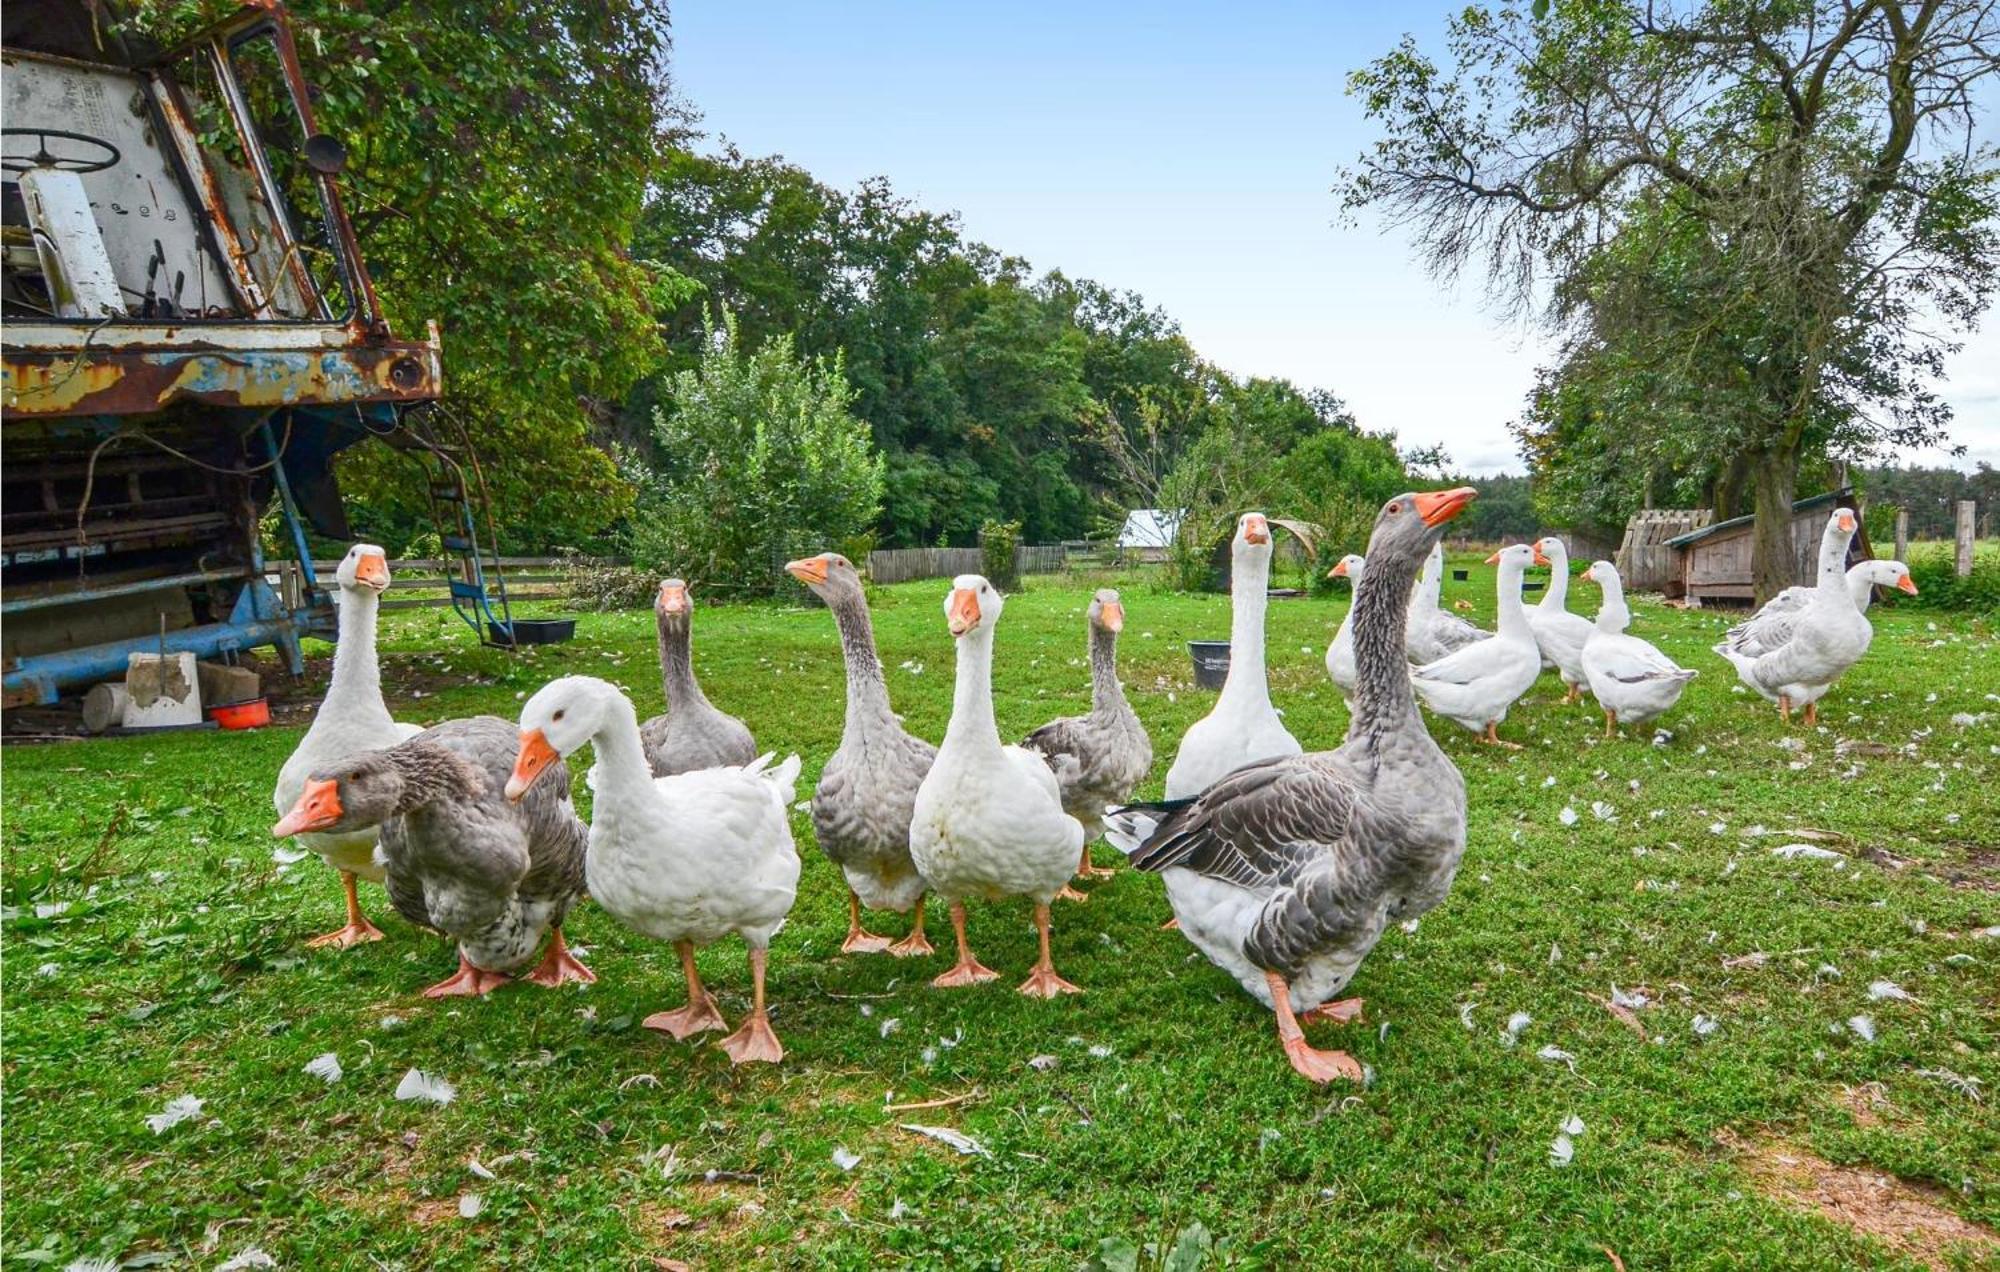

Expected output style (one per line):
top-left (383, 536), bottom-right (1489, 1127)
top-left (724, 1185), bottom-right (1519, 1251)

top-left (490, 618), bottom-right (576, 645)
top-left (1451, 569), bottom-right (1469, 581)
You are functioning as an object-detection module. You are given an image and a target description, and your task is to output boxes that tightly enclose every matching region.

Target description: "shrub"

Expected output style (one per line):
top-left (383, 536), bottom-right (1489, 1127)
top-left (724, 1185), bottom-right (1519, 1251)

top-left (558, 549), bottom-right (654, 612)
top-left (980, 519), bottom-right (1022, 590)
top-left (1903, 540), bottom-right (2000, 615)
top-left (626, 312), bottom-right (884, 596)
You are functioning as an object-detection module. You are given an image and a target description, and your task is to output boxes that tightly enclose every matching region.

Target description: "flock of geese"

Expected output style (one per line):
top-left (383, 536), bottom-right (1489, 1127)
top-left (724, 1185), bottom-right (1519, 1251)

top-left (270, 494), bottom-right (1911, 1083)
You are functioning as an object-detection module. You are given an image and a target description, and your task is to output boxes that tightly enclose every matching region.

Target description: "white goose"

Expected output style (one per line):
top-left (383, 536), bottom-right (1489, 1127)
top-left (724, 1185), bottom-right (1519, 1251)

top-left (507, 676), bottom-right (801, 1064)
top-left (1526, 537), bottom-right (1594, 702)
top-left (1578, 562), bottom-right (1698, 738)
top-left (273, 544), bottom-right (423, 949)
top-left (909, 575), bottom-right (1087, 996)
top-left (1324, 553), bottom-right (1366, 700)
top-left (1406, 542), bottom-right (1491, 666)
top-left (1713, 508), bottom-right (1869, 726)
top-left (1166, 513), bottom-right (1302, 798)
top-left (1410, 543), bottom-right (1543, 746)
top-left (1723, 558), bottom-right (1916, 660)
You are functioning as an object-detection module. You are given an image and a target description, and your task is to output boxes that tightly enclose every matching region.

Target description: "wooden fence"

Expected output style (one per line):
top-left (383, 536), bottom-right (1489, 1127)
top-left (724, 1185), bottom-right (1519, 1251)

top-left (866, 543), bottom-right (1071, 585)
top-left (271, 557), bottom-right (573, 612)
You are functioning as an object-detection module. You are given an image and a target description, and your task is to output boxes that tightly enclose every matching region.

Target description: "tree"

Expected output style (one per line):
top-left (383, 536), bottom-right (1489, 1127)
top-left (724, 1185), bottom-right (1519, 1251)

top-left (133, 0), bottom-right (689, 552)
top-left (629, 314), bottom-right (883, 595)
top-left (1342, 1), bottom-right (2000, 601)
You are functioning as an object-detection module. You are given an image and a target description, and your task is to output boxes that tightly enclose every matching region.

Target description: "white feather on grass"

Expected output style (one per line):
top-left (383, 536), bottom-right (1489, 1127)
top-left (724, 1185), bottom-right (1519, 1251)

top-left (303, 1052), bottom-right (343, 1084)
top-left (145, 1094), bottom-right (204, 1134)
top-left (1548, 1134), bottom-right (1575, 1167)
top-left (1537, 1045), bottom-right (1578, 1072)
top-left (1847, 1015), bottom-right (1877, 1042)
top-left (1771, 844), bottom-right (1842, 861)
top-left (458, 1194), bottom-right (483, 1219)
top-left (898, 1124), bottom-right (989, 1156)
top-left (1866, 980), bottom-right (1912, 1001)
top-left (216, 1249), bottom-right (277, 1271)
top-left (1499, 1011), bottom-right (1532, 1048)
top-left (394, 1068), bottom-right (456, 1105)
top-left (831, 1147), bottom-right (861, 1171)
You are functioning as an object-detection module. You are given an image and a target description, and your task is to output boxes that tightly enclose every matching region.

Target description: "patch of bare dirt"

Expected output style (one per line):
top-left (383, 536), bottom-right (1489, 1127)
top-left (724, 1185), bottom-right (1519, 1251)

top-left (1834, 1082), bottom-right (1894, 1128)
top-left (1730, 1135), bottom-right (1997, 1270)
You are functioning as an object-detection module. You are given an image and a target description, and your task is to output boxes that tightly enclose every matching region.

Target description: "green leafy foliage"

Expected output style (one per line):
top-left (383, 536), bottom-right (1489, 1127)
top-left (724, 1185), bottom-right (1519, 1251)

top-left (979, 520), bottom-right (1022, 590)
top-left (128, 0), bottom-right (691, 554)
top-left (625, 314), bottom-right (883, 596)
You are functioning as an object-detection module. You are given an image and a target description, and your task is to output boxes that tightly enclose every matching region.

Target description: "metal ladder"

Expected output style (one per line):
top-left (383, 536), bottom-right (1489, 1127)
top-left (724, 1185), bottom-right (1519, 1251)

top-left (401, 407), bottom-right (517, 648)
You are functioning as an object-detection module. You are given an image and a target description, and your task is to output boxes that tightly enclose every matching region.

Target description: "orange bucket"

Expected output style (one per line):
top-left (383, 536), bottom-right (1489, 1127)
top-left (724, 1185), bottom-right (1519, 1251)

top-left (208, 698), bottom-right (271, 730)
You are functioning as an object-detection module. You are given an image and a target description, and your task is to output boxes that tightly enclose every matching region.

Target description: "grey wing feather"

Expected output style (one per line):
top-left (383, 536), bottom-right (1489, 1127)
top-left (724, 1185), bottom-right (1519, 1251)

top-left (1128, 757), bottom-right (1355, 891)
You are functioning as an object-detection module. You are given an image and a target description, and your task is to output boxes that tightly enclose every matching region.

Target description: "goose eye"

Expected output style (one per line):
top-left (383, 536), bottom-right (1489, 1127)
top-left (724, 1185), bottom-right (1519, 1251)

top-left (1388, 501), bottom-right (1401, 513)
top-left (553, 709), bottom-right (565, 722)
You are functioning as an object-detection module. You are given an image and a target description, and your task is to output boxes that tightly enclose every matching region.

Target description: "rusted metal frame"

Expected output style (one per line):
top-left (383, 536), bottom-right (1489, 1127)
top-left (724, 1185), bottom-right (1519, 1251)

top-left (0, 565), bottom-right (254, 614)
top-left (249, 13), bottom-right (388, 333)
top-left (2, 343), bottom-right (440, 416)
top-left (3, 319), bottom-right (432, 352)
top-left (142, 59), bottom-right (270, 316)
top-left (200, 32), bottom-right (334, 323)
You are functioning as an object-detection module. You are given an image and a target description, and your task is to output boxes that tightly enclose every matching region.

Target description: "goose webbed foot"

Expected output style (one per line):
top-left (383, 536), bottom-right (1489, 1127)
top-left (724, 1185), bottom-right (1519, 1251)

top-left (646, 939), bottom-right (729, 1038)
top-left (1299, 997), bottom-right (1364, 1025)
top-left (931, 901), bottom-right (998, 987)
top-left (522, 928), bottom-right (596, 988)
top-left (840, 890), bottom-right (893, 953)
top-left (1160, 916), bottom-right (1181, 931)
top-left (1077, 846), bottom-right (1116, 880)
top-left (1269, 971), bottom-right (1363, 1085)
top-left (715, 947), bottom-right (782, 1064)
top-left (1481, 723), bottom-right (1523, 750)
top-left (1054, 883), bottom-right (1089, 903)
top-left (1017, 903), bottom-right (1082, 998)
top-left (422, 954), bottom-right (510, 998)
top-left (885, 904), bottom-right (934, 958)
top-left (644, 993), bottom-right (728, 1039)
top-left (307, 871), bottom-right (386, 949)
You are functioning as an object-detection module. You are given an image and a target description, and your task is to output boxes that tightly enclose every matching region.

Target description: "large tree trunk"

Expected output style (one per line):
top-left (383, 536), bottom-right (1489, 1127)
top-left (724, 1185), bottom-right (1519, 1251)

top-left (1749, 448), bottom-right (1798, 606)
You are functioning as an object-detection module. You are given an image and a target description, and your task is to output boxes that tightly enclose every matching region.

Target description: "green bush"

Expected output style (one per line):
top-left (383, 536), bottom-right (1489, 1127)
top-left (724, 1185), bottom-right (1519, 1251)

top-left (980, 519), bottom-right (1022, 590)
top-left (625, 312), bottom-right (884, 597)
top-left (1903, 540), bottom-right (2000, 615)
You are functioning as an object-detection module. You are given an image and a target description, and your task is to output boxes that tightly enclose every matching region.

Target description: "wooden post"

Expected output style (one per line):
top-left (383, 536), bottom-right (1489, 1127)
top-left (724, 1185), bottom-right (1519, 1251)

top-left (1957, 500), bottom-right (1977, 578)
top-left (1893, 508), bottom-right (1909, 564)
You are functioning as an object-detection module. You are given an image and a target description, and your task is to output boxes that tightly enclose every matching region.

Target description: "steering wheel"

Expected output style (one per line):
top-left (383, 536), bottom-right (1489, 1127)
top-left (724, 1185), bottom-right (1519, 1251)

top-left (2, 128), bottom-right (122, 175)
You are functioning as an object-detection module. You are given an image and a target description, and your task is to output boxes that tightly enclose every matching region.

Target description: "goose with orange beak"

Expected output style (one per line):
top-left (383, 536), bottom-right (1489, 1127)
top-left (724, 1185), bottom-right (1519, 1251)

top-left (1713, 507), bottom-right (1873, 725)
top-left (273, 716), bottom-right (591, 997)
top-left (1105, 488), bottom-right (1476, 1084)
top-left (784, 552), bottom-right (938, 957)
top-left (908, 575), bottom-right (1089, 996)
top-left (1324, 554), bottom-right (1369, 699)
top-left (1409, 542), bottom-right (1543, 746)
top-left (638, 578), bottom-right (758, 776)
top-left (1526, 537), bottom-right (1596, 704)
top-left (272, 543), bottom-right (423, 950)
top-left (1578, 561), bottom-right (1698, 737)
top-left (1163, 512), bottom-right (1302, 800)
top-left (510, 675), bottom-right (803, 1064)
top-left (1021, 589), bottom-right (1152, 896)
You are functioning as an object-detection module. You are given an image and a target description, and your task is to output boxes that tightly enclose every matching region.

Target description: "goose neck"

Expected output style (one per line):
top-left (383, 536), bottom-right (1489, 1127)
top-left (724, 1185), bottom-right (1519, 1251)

top-left (1593, 574), bottom-right (1629, 631)
top-left (656, 614), bottom-right (709, 709)
top-left (1538, 545), bottom-right (1570, 611)
top-left (944, 625), bottom-right (1001, 754)
top-left (1218, 551), bottom-right (1273, 712)
top-left (829, 590), bottom-right (895, 739)
top-left (1494, 562), bottom-right (1534, 640)
top-left (326, 586), bottom-right (395, 726)
top-left (1089, 625), bottom-right (1126, 714)
top-left (587, 692), bottom-right (656, 802)
top-left (1349, 547), bottom-right (1423, 741)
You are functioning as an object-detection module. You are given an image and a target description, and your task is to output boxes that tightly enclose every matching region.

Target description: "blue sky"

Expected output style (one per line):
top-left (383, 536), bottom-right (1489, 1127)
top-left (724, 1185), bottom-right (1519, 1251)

top-left (670, 1), bottom-right (1999, 475)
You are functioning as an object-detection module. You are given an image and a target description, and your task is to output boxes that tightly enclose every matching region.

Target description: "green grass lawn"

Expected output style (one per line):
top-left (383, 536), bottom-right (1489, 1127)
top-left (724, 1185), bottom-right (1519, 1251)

top-left (4, 562), bottom-right (1997, 1269)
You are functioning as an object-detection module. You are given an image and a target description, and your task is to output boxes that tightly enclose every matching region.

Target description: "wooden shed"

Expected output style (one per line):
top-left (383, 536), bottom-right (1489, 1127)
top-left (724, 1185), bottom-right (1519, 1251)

top-left (1617, 509), bottom-right (1713, 595)
top-left (1665, 487), bottom-right (1871, 604)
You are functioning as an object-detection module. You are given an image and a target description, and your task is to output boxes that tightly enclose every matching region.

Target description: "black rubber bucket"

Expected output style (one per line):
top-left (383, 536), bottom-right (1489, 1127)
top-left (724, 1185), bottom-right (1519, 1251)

top-left (1188, 640), bottom-right (1230, 690)
top-left (490, 618), bottom-right (577, 645)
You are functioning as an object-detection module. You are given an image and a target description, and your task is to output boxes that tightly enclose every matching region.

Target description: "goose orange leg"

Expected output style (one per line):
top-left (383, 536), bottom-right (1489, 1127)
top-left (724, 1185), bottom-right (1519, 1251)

top-left (1603, 708), bottom-right (1618, 740)
top-left (1078, 842), bottom-right (1116, 880)
top-left (1481, 722), bottom-right (1523, 750)
top-left (930, 902), bottom-right (998, 988)
top-left (422, 952), bottom-right (509, 998)
top-left (1017, 903), bottom-right (1082, 998)
top-left (307, 871), bottom-right (386, 950)
top-left (840, 890), bottom-right (891, 954)
top-left (886, 897), bottom-right (934, 958)
top-left (523, 926), bottom-right (596, 988)
top-left (1268, 972), bottom-right (1363, 1084)
top-left (716, 947), bottom-right (783, 1065)
top-left (644, 940), bottom-right (728, 1039)
top-left (1778, 694), bottom-right (1792, 725)
top-left (1803, 701), bottom-right (1818, 727)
